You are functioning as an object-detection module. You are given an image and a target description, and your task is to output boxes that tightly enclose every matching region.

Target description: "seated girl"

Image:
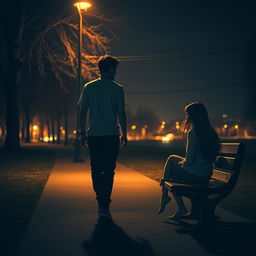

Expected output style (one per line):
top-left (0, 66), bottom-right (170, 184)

top-left (158, 102), bottom-right (220, 218)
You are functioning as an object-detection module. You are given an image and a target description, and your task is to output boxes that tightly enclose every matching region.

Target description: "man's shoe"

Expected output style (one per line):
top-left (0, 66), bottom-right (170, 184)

top-left (98, 207), bottom-right (112, 219)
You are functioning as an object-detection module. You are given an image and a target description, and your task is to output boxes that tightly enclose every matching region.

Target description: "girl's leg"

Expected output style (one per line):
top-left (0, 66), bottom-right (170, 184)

top-left (169, 192), bottom-right (189, 219)
top-left (168, 170), bottom-right (197, 219)
top-left (161, 155), bottom-right (184, 181)
top-left (158, 155), bottom-right (184, 214)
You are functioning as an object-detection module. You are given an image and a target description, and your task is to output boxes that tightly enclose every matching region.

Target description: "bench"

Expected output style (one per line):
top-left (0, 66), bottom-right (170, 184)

top-left (164, 142), bottom-right (244, 227)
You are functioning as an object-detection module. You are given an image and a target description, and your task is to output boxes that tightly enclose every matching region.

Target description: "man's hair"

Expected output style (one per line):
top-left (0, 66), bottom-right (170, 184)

top-left (98, 55), bottom-right (120, 73)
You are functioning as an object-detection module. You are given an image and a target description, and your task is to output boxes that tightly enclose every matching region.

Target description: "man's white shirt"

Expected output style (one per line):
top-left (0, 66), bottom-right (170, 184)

top-left (78, 78), bottom-right (125, 136)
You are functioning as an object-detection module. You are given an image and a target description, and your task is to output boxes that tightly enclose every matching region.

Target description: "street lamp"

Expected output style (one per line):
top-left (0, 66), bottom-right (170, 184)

top-left (74, 2), bottom-right (92, 10)
top-left (73, 1), bottom-right (92, 162)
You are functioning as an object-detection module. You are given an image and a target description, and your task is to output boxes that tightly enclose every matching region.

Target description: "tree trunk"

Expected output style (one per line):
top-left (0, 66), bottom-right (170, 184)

top-left (24, 108), bottom-right (31, 143)
top-left (1, 1), bottom-right (26, 151)
top-left (57, 113), bottom-right (61, 144)
top-left (39, 122), bottom-right (44, 142)
top-left (21, 119), bottom-right (26, 142)
top-left (64, 105), bottom-right (69, 146)
top-left (0, 123), bottom-right (4, 143)
top-left (51, 118), bottom-right (56, 143)
top-left (46, 118), bottom-right (51, 140)
top-left (3, 81), bottom-right (20, 151)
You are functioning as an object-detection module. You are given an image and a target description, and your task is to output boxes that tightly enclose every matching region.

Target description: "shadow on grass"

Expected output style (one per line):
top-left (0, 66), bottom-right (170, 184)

top-left (164, 219), bottom-right (256, 255)
top-left (82, 217), bottom-right (155, 256)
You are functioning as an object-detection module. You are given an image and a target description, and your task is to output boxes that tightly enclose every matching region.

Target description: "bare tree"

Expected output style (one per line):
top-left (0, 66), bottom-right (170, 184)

top-left (0, 1), bottom-right (120, 151)
top-left (27, 14), bottom-right (117, 91)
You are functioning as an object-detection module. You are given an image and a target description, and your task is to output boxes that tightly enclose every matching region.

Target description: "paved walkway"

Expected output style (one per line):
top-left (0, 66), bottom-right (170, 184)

top-left (17, 145), bottom-right (254, 256)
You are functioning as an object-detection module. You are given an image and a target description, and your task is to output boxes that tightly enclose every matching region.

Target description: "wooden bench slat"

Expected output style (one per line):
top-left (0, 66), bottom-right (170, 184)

top-left (214, 156), bottom-right (236, 171)
top-left (164, 180), bottom-right (226, 193)
top-left (211, 169), bottom-right (232, 182)
top-left (219, 143), bottom-right (240, 155)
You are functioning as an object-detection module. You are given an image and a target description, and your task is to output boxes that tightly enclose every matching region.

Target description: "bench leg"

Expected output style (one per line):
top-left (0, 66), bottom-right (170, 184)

top-left (193, 199), bottom-right (217, 229)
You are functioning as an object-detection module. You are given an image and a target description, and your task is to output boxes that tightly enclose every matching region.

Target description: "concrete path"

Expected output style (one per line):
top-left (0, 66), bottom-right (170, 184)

top-left (17, 145), bottom-right (253, 256)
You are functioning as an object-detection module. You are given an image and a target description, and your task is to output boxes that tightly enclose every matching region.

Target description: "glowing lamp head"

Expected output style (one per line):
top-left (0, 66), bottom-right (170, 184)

top-left (32, 125), bottom-right (39, 131)
top-left (74, 1), bottom-right (92, 11)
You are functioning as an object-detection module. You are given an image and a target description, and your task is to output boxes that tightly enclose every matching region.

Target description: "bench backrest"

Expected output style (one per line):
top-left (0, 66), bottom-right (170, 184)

top-left (212, 143), bottom-right (244, 188)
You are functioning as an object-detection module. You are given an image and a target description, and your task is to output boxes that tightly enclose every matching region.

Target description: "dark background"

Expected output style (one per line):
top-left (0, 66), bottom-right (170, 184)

top-left (94, 0), bottom-right (256, 120)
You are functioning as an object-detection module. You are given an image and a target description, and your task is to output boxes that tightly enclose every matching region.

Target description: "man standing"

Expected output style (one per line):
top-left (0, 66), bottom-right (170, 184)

top-left (78, 56), bottom-right (127, 218)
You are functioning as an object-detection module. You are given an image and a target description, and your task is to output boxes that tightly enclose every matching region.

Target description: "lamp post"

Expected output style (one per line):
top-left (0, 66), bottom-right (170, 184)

top-left (73, 1), bottom-right (92, 162)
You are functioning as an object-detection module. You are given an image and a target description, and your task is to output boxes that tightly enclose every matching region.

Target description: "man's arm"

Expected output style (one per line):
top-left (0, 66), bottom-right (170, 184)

top-left (117, 87), bottom-right (127, 147)
top-left (78, 85), bottom-right (89, 147)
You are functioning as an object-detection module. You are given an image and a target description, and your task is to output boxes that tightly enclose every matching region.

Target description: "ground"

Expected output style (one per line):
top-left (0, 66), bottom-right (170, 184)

top-left (0, 139), bottom-right (255, 255)
top-left (0, 145), bottom-right (55, 256)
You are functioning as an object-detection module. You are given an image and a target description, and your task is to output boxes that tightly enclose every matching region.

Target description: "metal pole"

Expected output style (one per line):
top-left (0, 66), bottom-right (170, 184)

top-left (73, 7), bottom-right (84, 162)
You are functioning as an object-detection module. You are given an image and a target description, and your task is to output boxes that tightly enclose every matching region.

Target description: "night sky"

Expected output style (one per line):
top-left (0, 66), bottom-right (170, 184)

top-left (2, 0), bottom-right (256, 122)
top-left (92, 0), bottom-right (256, 121)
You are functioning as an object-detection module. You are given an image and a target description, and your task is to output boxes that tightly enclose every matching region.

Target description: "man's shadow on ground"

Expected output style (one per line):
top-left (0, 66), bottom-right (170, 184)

top-left (82, 217), bottom-right (155, 256)
top-left (164, 218), bottom-right (256, 255)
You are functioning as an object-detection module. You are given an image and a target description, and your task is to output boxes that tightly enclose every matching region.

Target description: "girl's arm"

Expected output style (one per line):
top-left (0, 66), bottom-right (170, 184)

top-left (180, 130), bottom-right (197, 167)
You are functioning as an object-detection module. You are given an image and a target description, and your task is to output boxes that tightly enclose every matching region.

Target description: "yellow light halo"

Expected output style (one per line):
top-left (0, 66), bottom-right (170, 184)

top-left (32, 125), bottom-right (39, 131)
top-left (74, 1), bottom-right (92, 11)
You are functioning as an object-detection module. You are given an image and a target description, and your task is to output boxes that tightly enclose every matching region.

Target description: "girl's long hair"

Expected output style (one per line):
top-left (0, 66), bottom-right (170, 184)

top-left (180, 102), bottom-right (220, 163)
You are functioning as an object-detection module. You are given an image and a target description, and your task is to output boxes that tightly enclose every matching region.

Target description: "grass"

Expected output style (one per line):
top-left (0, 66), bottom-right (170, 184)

top-left (118, 140), bottom-right (256, 222)
top-left (0, 145), bottom-right (55, 256)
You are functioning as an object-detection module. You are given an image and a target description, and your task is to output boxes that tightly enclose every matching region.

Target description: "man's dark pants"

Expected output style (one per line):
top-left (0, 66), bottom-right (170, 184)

top-left (87, 135), bottom-right (120, 208)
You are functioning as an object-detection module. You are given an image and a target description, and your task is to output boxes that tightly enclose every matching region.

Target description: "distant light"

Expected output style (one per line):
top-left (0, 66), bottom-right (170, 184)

top-left (144, 125), bottom-right (148, 128)
top-left (43, 137), bottom-right (50, 143)
top-left (160, 125), bottom-right (165, 129)
top-left (61, 130), bottom-right (66, 135)
top-left (60, 126), bottom-right (64, 130)
top-left (175, 121), bottom-right (180, 125)
top-left (235, 125), bottom-right (239, 130)
top-left (49, 137), bottom-right (53, 142)
top-left (73, 130), bottom-right (77, 134)
top-left (131, 125), bottom-right (136, 130)
top-left (162, 137), bottom-right (170, 143)
top-left (162, 133), bottom-right (174, 143)
top-left (222, 114), bottom-right (228, 118)
top-left (161, 121), bottom-right (166, 125)
top-left (74, 1), bottom-right (92, 11)
top-left (224, 124), bottom-right (228, 129)
top-left (32, 125), bottom-right (39, 131)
